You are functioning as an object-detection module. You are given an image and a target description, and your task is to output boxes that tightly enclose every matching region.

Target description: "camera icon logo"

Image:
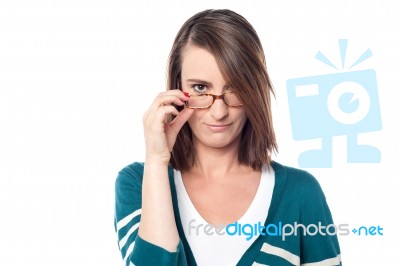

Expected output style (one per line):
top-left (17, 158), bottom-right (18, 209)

top-left (286, 39), bottom-right (382, 168)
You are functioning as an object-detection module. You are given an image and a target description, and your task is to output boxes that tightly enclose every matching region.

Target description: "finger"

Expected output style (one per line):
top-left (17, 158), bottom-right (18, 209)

top-left (163, 89), bottom-right (190, 98)
top-left (145, 105), bottom-right (179, 126)
top-left (156, 105), bottom-right (180, 120)
top-left (149, 93), bottom-right (189, 113)
top-left (169, 106), bottom-right (194, 133)
top-left (159, 97), bottom-right (185, 107)
top-left (157, 90), bottom-right (190, 103)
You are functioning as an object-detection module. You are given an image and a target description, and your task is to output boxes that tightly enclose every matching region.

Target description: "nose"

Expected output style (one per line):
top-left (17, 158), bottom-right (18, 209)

top-left (209, 97), bottom-right (229, 120)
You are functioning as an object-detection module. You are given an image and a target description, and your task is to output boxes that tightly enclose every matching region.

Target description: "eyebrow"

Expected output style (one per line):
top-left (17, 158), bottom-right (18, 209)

top-left (185, 79), bottom-right (212, 86)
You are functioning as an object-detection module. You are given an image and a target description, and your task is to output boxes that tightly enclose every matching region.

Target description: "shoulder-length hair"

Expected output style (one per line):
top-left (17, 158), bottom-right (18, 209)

top-left (167, 9), bottom-right (278, 171)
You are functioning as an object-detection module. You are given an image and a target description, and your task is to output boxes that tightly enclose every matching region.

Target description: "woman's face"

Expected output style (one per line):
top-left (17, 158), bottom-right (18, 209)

top-left (180, 44), bottom-right (247, 150)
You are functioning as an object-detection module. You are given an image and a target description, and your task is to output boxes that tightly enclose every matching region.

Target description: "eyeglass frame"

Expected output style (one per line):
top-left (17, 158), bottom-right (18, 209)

top-left (184, 91), bottom-right (243, 109)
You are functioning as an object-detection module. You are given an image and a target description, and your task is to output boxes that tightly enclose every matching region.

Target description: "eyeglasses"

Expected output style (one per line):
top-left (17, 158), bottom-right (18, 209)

top-left (184, 92), bottom-right (243, 109)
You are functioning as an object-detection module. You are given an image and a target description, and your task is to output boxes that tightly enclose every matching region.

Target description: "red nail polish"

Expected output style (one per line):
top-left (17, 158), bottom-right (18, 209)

top-left (183, 92), bottom-right (190, 97)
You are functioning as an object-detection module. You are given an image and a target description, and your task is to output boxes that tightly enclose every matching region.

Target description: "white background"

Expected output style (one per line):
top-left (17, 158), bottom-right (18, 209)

top-left (1, 0), bottom-right (399, 265)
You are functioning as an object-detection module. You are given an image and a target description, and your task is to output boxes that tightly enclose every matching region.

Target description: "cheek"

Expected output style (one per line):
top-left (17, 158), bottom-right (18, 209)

top-left (236, 111), bottom-right (248, 127)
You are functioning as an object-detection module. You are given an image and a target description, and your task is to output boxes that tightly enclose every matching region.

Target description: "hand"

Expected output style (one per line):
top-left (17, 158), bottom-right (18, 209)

top-left (143, 90), bottom-right (193, 164)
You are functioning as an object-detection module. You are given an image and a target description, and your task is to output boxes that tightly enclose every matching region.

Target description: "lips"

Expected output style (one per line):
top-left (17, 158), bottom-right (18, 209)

top-left (207, 124), bottom-right (230, 127)
top-left (206, 123), bottom-right (232, 131)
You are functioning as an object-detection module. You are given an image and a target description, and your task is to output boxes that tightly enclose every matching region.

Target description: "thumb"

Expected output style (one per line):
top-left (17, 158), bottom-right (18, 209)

top-left (170, 107), bottom-right (194, 133)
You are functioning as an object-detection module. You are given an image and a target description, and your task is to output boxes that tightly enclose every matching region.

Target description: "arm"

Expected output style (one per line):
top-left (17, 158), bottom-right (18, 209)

top-left (114, 163), bottom-right (186, 265)
top-left (115, 90), bottom-right (193, 265)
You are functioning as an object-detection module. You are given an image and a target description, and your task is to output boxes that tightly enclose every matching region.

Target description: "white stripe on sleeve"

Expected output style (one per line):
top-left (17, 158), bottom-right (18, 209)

top-left (116, 209), bottom-right (142, 231)
top-left (260, 242), bottom-right (300, 265)
top-left (124, 241), bottom-right (136, 264)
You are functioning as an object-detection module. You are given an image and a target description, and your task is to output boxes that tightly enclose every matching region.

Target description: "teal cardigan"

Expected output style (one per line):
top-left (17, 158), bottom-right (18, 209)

top-left (114, 162), bottom-right (342, 265)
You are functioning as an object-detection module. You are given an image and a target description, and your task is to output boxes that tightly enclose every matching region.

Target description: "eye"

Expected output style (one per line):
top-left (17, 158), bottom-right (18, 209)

top-left (191, 84), bottom-right (208, 93)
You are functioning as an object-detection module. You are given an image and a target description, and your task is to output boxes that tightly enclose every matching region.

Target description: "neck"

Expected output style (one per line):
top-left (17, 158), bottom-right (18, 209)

top-left (188, 137), bottom-right (245, 181)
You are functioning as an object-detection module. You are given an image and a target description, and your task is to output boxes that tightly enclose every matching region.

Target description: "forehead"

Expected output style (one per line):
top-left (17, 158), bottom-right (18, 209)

top-left (181, 45), bottom-right (225, 83)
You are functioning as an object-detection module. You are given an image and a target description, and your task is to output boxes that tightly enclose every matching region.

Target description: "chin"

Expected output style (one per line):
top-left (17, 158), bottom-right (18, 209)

top-left (197, 135), bottom-right (240, 150)
top-left (206, 141), bottom-right (232, 149)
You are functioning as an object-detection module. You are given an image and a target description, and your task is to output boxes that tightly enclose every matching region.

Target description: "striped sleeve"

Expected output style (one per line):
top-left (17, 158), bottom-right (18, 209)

top-left (114, 162), bottom-right (188, 266)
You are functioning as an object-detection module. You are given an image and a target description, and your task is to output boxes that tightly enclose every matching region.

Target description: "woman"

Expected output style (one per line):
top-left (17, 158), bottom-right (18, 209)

top-left (115, 9), bottom-right (341, 266)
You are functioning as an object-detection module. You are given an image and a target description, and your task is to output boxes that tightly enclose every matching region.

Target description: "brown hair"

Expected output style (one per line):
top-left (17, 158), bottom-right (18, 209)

top-left (167, 9), bottom-right (278, 171)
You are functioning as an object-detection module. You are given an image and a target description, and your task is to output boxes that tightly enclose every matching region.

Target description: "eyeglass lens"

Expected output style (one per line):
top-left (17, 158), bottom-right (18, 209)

top-left (186, 93), bottom-right (241, 108)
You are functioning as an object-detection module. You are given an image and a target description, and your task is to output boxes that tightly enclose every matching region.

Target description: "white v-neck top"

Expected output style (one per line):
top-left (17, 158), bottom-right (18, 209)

top-left (173, 165), bottom-right (275, 266)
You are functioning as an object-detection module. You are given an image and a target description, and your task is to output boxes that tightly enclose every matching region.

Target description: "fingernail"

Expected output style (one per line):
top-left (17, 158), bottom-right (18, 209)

top-left (183, 92), bottom-right (190, 97)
